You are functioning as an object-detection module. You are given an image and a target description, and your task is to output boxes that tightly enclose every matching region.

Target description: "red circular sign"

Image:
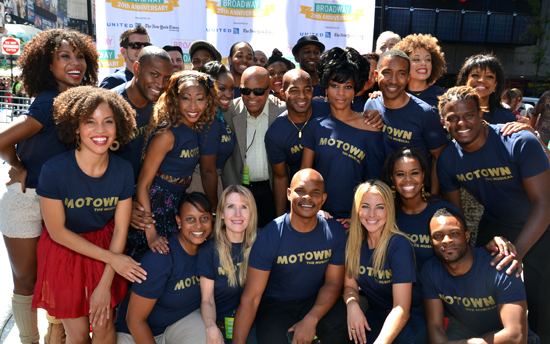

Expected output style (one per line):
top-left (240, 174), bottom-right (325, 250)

top-left (2, 38), bottom-right (20, 55)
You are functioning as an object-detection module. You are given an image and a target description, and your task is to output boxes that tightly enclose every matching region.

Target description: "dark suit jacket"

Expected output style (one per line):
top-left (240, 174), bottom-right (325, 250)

top-left (222, 95), bottom-right (286, 187)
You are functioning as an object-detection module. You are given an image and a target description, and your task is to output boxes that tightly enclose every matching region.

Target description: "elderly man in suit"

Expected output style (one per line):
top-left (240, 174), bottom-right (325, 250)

top-left (223, 66), bottom-right (286, 226)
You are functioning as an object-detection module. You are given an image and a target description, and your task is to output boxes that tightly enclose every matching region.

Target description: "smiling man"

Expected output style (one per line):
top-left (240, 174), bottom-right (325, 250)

top-left (437, 86), bottom-right (550, 342)
top-left (292, 35), bottom-right (325, 97)
top-left (265, 69), bottom-right (315, 216)
top-left (232, 168), bottom-right (349, 344)
top-left (364, 49), bottom-right (448, 193)
top-left (222, 66), bottom-right (286, 226)
top-left (112, 46), bottom-right (172, 179)
top-left (422, 207), bottom-right (529, 343)
top-left (100, 26), bottom-right (151, 89)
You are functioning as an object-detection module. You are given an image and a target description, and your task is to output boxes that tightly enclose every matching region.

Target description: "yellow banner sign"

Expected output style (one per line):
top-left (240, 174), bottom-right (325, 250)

top-left (206, 0), bottom-right (275, 17)
top-left (107, 0), bottom-right (179, 12)
top-left (300, 5), bottom-right (363, 22)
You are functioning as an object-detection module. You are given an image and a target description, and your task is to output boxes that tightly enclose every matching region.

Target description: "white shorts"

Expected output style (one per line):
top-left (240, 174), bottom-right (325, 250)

top-left (117, 309), bottom-right (206, 344)
top-left (0, 183), bottom-right (42, 238)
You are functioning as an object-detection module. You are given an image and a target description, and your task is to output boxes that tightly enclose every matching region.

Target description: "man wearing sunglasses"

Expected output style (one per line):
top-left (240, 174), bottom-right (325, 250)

top-left (100, 26), bottom-right (151, 89)
top-left (222, 66), bottom-right (286, 227)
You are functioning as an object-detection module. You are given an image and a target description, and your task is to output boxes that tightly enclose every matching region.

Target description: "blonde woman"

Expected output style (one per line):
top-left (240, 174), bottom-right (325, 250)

top-left (198, 185), bottom-right (258, 344)
top-left (344, 180), bottom-right (425, 344)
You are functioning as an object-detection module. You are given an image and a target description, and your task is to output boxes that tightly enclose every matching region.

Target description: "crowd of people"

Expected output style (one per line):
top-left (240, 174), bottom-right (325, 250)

top-left (0, 25), bottom-right (548, 344)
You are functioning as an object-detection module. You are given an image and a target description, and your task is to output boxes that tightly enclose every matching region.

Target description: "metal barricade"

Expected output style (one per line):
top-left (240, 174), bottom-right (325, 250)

top-left (0, 90), bottom-right (32, 124)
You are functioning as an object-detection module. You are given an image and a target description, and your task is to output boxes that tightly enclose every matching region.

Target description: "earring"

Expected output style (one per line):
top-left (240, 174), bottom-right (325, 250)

top-left (390, 185), bottom-right (396, 198)
top-left (324, 95), bottom-right (329, 103)
top-left (421, 185), bottom-right (430, 201)
top-left (75, 131), bottom-right (81, 150)
top-left (110, 139), bottom-right (120, 151)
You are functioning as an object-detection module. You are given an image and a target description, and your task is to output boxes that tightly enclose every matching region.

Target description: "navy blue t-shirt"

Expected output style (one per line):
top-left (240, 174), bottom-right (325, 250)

top-left (198, 114), bottom-right (236, 170)
top-left (421, 248), bottom-right (526, 340)
top-left (265, 111), bottom-right (318, 178)
top-left (113, 83), bottom-right (153, 179)
top-left (15, 90), bottom-right (67, 189)
top-left (408, 85), bottom-right (445, 109)
top-left (484, 107), bottom-right (516, 125)
top-left (37, 151), bottom-right (134, 233)
top-left (197, 239), bottom-right (244, 319)
top-left (437, 124), bottom-right (549, 242)
top-left (303, 115), bottom-right (386, 218)
top-left (249, 214), bottom-right (346, 301)
top-left (100, 68), bottom-right (133, 89)
top-left (356, 234), bottom-right (419, 311)
top-left (116, 235), bottom-right (201, 336)
top-left (364, 95), bottom-right (449, 162)
top-left (157, 125), bottom-right (200, 179)
top-left (396, 199), bottom-right (458, 269)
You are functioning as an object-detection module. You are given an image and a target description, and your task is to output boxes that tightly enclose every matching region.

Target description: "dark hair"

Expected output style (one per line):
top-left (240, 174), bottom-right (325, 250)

top-left (267, 49), bottom-right (295, 71)
top-left (18, 29), bottom-right (98, 97)
top-left (54, 86), bottom-right (137, 148)
top-left (162, 45), bottom-right (183, 57)
top-left (363, 52), bottom-right (379, 64)
top-left (138, 46), bottom-right (171, 65)
top-left (438, 86), bottom-right (481, 117)
top-left (178, 192), bottom-right (213, 214)
top-left (317, 47), bottom-right (369, 93)
top-left (377, 49), bottom-right (411, 71)
top-left (456, 54), bottom-right (505, 112)
top-left (383, 147), bottom-right (431, 194)
top-left (120, 25), bottom-right (148, 48)
top-left (431, 207), bottom-right (469, 233)
top-left (200, 61), bottom-right (229, 80)
top-left (229, 41), bottom-right (254, 58)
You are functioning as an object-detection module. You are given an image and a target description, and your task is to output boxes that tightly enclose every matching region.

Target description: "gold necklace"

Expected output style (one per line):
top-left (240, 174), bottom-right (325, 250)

top-left (287, 114), bottom-right (311, 139)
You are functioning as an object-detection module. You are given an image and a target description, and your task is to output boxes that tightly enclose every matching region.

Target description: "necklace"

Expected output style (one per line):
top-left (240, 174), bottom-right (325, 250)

top-left (287, 114), bottom-right (311, 139)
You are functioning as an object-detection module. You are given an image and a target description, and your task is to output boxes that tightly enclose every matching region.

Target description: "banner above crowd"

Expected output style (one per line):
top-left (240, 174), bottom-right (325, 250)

top-left (95, 0), bottom-right (375, 80)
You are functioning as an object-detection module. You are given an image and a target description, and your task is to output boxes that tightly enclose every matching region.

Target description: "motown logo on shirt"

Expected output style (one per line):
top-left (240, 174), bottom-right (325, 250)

top-left (180, 147), bottom-right (200, 159)
top-left (276, 249), bottom-right (332, 265)
top-left (64, 196), bottom-right (119, 212)
top-left (290, 144), bottom-right (304, 155)
top-left (406, 233), bottom-right (432, 249)
top-left (217, 262), bottom-right (242, 276)
top-left (438, 293), bottom-right (497, 312)
top-left (130, 124), bottom-right (148, 141)
top-left (318, 137), bottom-right (365, 164)
top-left (174, 275), bottom-right (200, 291)
top-left (359, 265), bottom-right (392, 284)
top-left (383, 125), bottom-right (413, 144)
top-left (456, 166), bottom-right (513, 182)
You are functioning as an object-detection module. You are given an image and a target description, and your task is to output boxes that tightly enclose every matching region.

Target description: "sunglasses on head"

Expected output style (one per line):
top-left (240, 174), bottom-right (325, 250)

top-left (127, 42), bottom-right (152, 49)
top-left (240, 87), bottom-right (268, 96)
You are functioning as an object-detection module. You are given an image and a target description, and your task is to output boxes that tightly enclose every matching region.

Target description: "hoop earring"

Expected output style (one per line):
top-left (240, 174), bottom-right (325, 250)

top-left (421, 185), bottom-right (430, 201)
top-left (109, 140), bottom-right (120, 151)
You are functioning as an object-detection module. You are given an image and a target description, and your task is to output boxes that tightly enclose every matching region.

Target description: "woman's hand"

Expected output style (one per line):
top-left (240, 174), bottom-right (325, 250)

top-left (6, 165), bottom-right (27, 192)
top-left (317, 210), bottom-right (333, 219)
top-left (486, 236), bottom-right (522, 277)
top-left (337, 218), bottom-right (351, 229)
top-left (347, 300), bottom-right (371, 344)
top-left (205, 325), bottom-right (225, 344)
top-left (130, 200), bottom-right (155, 230)
top-left (89, 284), bottom-right (111, 328)
top-left (109, 253), bottom-right (147, 283)
top-left (145, 226), bottom-right (170, 254)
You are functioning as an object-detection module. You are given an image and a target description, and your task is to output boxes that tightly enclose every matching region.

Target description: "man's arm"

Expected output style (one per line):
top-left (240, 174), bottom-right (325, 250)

top-left (424, 299), bottom-right (449, 344)
top-left (442, 190), bottom-right (462, 210)
top-left (288, 264), bottom-right (344, 343)
top-left (271, 162), bottom-right (289, 216)
top-left (301, 147), bottom-right (315, 169)
top-left (429, 144), bottom-right (447, 195)
top-left (514, 170), bottom-right (550, 260)
top-left (232, 267), bottom-right (270, 344)
top-left (479, 302), bottom-right (527, 344)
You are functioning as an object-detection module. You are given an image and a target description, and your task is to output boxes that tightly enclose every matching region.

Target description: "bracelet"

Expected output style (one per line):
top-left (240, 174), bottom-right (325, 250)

top-left (345, 296), bottom-right (358, 305)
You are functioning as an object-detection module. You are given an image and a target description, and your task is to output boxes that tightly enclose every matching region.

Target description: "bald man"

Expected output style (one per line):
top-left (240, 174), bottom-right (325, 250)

top-left (222, 66), bottom-right (286, 227)
top-left (265, 69), bottom-right (315, 216)
top-left (233, 169), bottom-right (349, 344)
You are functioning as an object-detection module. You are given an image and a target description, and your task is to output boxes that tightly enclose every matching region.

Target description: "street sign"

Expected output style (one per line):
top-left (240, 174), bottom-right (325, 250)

top-left (1, 37), bottom-right (21, 56)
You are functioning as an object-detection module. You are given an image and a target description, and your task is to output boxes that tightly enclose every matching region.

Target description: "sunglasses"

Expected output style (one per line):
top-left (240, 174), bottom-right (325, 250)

top-left (240, 87), bottom-right (268, 96)
top-left (127, 42), bottom-right (152, 49)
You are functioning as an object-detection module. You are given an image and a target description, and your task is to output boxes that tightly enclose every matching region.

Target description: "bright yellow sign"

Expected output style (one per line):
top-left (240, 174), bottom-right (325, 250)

top-left (107, 0), bottom-right (179, 12)
top-left (206, 0), bottom-right (275, 17)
